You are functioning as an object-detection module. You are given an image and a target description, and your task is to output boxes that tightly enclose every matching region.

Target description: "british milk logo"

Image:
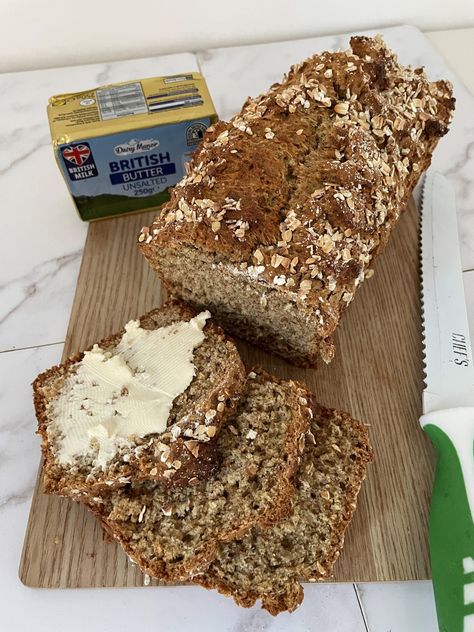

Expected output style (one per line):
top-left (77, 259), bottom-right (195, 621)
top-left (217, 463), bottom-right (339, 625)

top-left (61, 142), bottom-right (98, 181)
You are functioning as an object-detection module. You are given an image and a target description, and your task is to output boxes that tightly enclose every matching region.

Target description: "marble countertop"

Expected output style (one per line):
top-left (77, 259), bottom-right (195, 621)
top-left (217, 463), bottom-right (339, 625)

top-left (1, 25), bottom-right (473, 632)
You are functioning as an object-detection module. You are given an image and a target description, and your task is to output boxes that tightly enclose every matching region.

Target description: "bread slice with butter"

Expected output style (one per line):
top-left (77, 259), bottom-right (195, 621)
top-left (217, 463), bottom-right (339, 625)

top-left (193, 401), bottom-right (373, 614)
top-left (34, 301), bottom-right (245, 496)
top-left (87, 370), bottom-right (312, 582)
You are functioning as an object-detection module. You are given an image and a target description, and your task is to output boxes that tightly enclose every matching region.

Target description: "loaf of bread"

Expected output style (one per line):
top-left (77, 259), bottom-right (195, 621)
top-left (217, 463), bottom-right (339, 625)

top-left (34, 301), bottom-right (245, 496)
top-left (194, 401), bottom-right (373, 614)
top-left (87, 370), bottom-right (312, 581)
top-left (139, 35), bottom-right (455, 366)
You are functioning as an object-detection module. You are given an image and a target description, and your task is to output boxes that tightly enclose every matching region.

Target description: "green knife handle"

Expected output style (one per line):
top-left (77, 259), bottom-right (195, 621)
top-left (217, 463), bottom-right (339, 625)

top-left (421, 408), bottom-right (474, 632)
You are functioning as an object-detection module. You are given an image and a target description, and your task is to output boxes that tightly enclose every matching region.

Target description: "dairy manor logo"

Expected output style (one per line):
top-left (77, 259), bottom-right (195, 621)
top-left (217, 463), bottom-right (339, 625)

top-left (113, 138), bottom-right (160, 156)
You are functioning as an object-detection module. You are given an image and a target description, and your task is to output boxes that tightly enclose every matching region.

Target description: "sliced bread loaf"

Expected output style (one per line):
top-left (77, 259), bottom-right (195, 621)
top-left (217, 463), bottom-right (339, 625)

top-left (193, 401), bottom-right (373, 614)
top-left (87, 371), bottom-right (312, 582)
top-left (34, 301), bottom-right (245, 496)
top-left (139, 36), bottom-right (454, 367)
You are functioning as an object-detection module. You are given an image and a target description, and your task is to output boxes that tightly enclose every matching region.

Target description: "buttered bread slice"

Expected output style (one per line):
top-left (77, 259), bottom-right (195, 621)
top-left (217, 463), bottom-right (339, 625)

top-left (34, 301), bottom-right (245, 496)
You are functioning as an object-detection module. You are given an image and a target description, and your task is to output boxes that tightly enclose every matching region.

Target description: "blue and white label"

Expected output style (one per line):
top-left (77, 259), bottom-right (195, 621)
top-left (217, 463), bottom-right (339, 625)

top-left (57, 117), bottom-right (211, 203)
top-left (109, 154), bottom-right (176, 184)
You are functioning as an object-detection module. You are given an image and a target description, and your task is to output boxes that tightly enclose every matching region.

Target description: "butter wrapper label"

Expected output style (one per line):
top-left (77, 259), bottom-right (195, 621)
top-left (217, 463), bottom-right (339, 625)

top-left (55, 120), bottom-right (210, 221)
top-left (48, 73), bottom-right (217, 221)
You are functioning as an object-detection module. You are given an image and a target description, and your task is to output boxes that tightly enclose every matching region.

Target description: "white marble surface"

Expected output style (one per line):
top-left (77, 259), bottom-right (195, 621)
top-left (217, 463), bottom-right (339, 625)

top-left (0, 52), bottom-right (198, 353)
top-left (1, 25), bottom-right (473, 632)
top-left (358, 581), bottom-right (440, 632)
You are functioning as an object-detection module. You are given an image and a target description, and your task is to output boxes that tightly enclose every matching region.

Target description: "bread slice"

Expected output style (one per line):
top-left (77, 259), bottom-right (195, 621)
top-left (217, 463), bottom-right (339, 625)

top-left (34, 301), bottom-right (246, 496)
top-left (193, 401), bottom-right (373, 614)
top-left (87, 371), bottom-right (311, 582)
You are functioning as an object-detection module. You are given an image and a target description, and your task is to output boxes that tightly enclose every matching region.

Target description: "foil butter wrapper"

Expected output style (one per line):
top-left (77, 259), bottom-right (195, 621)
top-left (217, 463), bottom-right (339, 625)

top-left (48, 73), bottom-right (217, 221)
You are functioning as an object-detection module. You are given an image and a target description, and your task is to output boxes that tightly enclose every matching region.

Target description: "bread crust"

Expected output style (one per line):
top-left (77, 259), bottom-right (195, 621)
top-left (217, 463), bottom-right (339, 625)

top-left (139, 36), bottom-right (454, 366)
top-left (34, 300), bottom-right (246, 496)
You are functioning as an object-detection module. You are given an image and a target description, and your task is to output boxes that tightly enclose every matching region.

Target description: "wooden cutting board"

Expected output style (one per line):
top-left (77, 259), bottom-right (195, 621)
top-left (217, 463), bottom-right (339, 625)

top-left (19, 198), bottom-right (433, 588)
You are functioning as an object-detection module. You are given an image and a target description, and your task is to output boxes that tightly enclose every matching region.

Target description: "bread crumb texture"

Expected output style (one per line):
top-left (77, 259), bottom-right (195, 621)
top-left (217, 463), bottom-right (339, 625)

top-left (87, 371), bottom-right (311, 582)
top-left (194, 401), bottom-right (373, 614)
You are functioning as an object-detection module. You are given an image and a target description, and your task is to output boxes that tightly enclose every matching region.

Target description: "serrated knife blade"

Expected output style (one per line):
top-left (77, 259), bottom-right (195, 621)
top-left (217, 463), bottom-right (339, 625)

top-left (421, 172), bottom-right (474, 413)
top-left (419, 171), bottom-right (474, 632)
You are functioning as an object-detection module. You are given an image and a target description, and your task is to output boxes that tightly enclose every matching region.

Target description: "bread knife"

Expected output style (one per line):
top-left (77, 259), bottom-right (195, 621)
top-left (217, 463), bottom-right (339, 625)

top-left (420, 171), bottom-right (474, 632)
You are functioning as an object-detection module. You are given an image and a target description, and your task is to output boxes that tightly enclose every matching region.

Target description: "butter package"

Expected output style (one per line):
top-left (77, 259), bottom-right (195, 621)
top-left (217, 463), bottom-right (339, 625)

top-left (48, 73), bottom-right (217, 221)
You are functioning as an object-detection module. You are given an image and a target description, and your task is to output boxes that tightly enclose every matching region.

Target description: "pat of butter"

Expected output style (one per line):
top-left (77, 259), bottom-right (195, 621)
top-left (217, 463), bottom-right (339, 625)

top-left (51, 311), bottom-right (210, 469)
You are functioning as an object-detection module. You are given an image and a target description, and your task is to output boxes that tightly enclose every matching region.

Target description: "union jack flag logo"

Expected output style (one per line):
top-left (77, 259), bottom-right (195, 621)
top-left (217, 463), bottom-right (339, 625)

top-left (62, 143), bottom-right (91, 166)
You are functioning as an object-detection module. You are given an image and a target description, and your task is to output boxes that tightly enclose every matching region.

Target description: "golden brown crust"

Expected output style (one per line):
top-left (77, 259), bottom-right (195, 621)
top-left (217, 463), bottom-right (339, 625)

top-left (34, 300), bottom-right (246, 496)
top-left (139, 35), bottom-right (454, 366)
